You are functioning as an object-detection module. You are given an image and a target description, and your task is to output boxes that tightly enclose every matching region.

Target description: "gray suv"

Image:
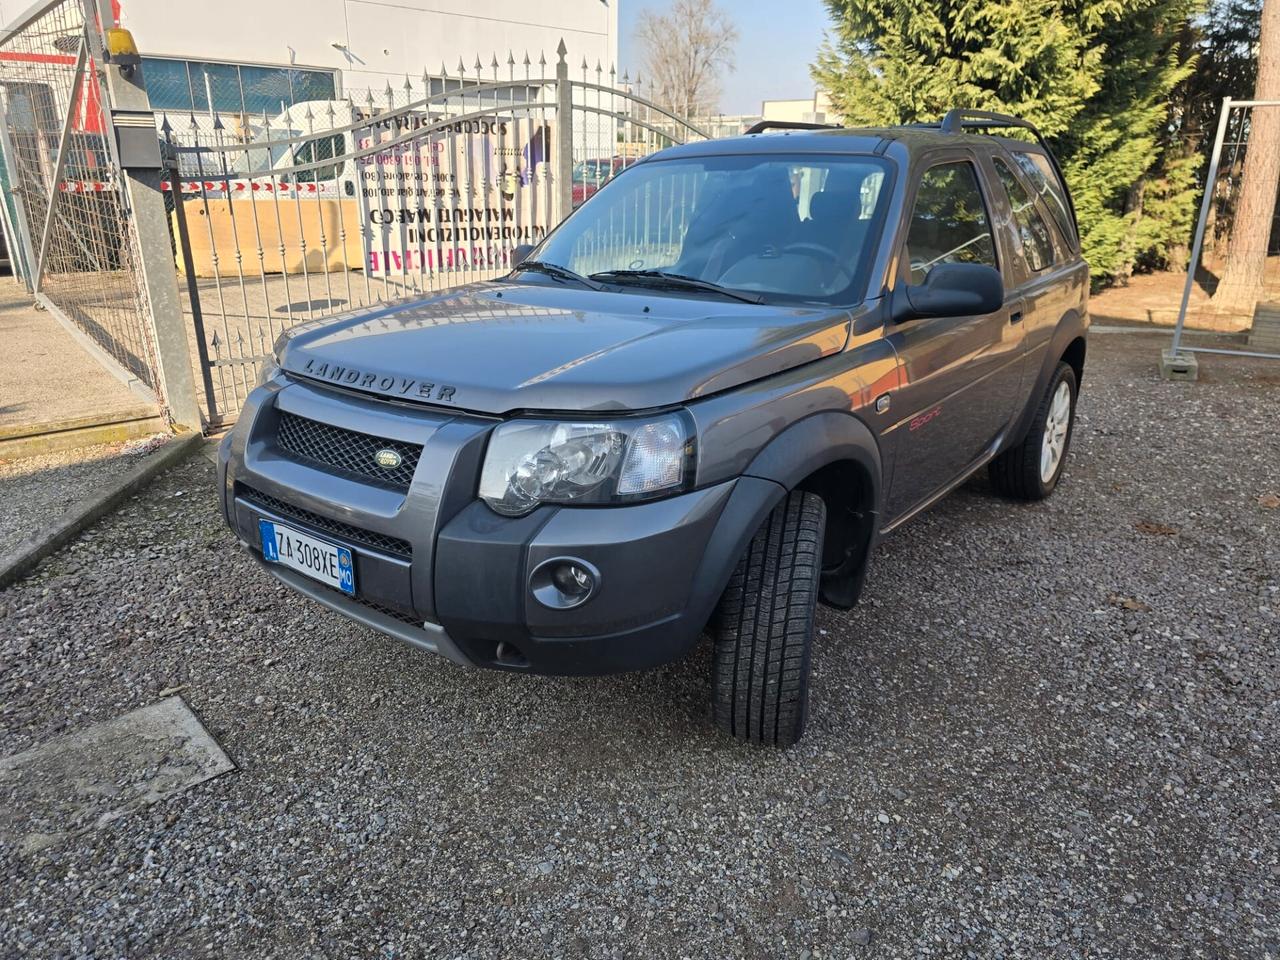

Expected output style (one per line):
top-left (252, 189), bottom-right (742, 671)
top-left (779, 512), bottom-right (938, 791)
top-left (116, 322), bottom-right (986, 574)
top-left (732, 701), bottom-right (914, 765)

top-left (218, 110), bottom-right (1088, 746)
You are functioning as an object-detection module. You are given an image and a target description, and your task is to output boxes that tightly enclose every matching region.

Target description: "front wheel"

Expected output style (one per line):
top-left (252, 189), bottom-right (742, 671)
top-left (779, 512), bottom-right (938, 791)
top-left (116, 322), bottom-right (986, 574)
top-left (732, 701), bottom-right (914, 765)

top-left (989, 361), bottom-right (1078, 500)
top-left (712, 490), bottom-right (826, 747)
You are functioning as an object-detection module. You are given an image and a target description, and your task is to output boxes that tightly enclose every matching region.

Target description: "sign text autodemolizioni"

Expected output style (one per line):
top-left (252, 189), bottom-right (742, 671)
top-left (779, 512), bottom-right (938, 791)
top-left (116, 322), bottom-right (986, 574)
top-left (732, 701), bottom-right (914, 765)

top-left (356, 119), bottom-right (552, 276)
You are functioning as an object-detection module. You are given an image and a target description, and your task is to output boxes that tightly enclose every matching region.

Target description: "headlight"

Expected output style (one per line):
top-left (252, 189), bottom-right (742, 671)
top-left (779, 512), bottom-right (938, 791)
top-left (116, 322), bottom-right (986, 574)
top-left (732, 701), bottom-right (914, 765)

top-left (254, 356), bottom-right (281, 389)
top-left (479, 411), bottom-right (695, 516)
top-left (256, 334), bottom-right (287, 388)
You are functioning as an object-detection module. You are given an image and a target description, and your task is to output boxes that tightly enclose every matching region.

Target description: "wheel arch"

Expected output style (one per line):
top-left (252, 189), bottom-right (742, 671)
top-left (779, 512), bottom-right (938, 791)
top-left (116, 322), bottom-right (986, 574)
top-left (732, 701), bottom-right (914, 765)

top-left (1009, 310), bottom-right (1088, 447)
top-left (741, 411), bottom-right (883, 608)
top-left (1061, 333), bottom-right (1086, 387)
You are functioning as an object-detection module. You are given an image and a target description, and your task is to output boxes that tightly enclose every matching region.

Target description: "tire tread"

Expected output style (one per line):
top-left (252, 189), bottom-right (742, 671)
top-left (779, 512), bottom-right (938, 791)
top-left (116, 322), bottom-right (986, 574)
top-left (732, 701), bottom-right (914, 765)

top-left (713, 491), bottom-right (825, 746)
top-left (989, 361), bottom-right (1077, 501)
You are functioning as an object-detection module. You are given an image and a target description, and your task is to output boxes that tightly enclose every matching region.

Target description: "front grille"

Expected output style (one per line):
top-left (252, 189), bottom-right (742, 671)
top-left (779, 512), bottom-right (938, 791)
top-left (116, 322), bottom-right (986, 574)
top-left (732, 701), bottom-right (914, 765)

top-left (238, 484), bottom-right (412, 559)
top-left (276, 411), bottom-right (422, 490)
top-left (354, 594), bottom-right (423, 626)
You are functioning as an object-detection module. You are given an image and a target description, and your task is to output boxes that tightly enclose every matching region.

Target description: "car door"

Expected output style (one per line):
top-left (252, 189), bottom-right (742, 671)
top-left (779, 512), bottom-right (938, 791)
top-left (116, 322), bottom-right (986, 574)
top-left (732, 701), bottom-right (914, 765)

top-left (881, 153), bottom-right (1027, 524)
top-left (987, 148), bottom-right (1083, 381)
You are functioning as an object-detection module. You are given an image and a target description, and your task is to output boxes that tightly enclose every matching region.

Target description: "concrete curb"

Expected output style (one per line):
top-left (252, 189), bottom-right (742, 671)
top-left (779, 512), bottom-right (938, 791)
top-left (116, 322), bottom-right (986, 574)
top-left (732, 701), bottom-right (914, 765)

top-left (0, 410), bottom-right (168, 459)
top-left (0, 430), bottom-right (203, 591)
top-left (0, 406), bottom-right (159, 441)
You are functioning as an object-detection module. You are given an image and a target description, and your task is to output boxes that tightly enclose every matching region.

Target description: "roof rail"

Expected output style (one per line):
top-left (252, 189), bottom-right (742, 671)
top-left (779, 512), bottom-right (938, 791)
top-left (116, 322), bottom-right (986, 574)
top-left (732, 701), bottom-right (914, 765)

top-left (938, 109), bottom-right (1037, 135)
top-left (936, 109), bottom-right (1079, 246)
top-left (744, 120), bottom-right (841, 135)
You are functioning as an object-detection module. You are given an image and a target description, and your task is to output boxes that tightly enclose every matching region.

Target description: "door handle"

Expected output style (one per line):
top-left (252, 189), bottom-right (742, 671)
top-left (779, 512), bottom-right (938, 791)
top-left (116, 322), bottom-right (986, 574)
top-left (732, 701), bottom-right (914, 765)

top-left (1009, 309), bottom-right (1024, 324)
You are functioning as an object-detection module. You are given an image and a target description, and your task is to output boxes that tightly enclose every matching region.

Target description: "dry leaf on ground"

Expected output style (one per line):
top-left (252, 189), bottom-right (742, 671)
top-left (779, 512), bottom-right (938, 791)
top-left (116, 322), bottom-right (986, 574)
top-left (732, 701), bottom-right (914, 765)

top-left (1135, 521), bottom-right (1179, 536)
top-left (1108, 594), bottom-right (1152, 612)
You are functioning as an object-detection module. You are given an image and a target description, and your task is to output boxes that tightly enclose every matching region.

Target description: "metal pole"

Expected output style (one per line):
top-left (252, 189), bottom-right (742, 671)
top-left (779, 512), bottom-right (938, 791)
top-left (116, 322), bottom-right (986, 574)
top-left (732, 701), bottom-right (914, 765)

top-left (0, 177), bottom-right (24, 284)
top-left (167, 161), bottom-right (218, 422)
top-left (102, 58), bottom-right (204, 430)
top-left (554, 39), bottom-right (573, 224)
top-left (0, 90), bottom-right (37, 290)
top-left (1171, 96), bottom-right (1232, 357)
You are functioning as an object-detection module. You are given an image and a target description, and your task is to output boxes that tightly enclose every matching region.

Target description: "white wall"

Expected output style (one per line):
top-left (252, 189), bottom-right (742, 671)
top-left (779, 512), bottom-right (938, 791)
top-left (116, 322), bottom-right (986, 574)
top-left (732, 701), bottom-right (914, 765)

top-left (116, 0), bottom-right (618, 96)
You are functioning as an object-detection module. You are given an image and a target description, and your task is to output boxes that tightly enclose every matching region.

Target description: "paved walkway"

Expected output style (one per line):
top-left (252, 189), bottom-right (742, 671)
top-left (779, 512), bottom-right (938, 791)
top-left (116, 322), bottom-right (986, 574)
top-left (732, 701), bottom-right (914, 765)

top-left (0, 280), bottom-right (158, 435)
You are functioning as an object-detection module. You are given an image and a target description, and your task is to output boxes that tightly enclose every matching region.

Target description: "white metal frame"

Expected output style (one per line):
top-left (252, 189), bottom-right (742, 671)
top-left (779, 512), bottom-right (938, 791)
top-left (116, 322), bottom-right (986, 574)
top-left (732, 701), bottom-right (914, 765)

top-left (1169, 96), bottom-right (1280, 363)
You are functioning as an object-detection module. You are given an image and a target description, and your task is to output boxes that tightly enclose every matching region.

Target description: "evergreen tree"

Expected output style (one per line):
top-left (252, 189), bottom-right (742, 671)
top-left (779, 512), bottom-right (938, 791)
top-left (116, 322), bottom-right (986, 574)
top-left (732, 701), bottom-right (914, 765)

top-left (813, 0), bottom-right (1200, 284)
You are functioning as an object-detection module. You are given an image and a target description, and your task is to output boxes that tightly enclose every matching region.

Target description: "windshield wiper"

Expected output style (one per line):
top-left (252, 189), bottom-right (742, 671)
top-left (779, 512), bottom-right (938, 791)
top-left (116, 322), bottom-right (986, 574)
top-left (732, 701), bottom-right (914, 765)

top-left (590, 269), bottom-right (764, 304)
top-left (511, 259), bottom-right (603, 290)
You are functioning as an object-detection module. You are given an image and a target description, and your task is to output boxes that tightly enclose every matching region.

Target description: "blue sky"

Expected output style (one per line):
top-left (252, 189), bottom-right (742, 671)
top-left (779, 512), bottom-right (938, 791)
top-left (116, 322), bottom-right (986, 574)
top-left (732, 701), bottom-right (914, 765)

top-left (618, 0), bottom-right (834, 115)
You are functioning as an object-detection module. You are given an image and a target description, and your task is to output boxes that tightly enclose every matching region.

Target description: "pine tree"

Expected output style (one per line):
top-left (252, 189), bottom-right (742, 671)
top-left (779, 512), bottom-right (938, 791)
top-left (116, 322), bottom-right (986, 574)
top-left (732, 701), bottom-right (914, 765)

top-left (813, 0), bottom-right (1200, 284)
top-left (1212, 0), bottom-right (1279, 317)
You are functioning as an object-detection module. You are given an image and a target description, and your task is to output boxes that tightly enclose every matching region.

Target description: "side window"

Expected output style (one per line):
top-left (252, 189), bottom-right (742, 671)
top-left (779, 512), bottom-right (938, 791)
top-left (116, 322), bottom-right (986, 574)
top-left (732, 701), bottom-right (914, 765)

top-left (904, 161), bottom-right (997, 284)
top-left (994, 158), bottom-right (1056, 273)
top-left (1010, 150), bottom-right (1076, 247)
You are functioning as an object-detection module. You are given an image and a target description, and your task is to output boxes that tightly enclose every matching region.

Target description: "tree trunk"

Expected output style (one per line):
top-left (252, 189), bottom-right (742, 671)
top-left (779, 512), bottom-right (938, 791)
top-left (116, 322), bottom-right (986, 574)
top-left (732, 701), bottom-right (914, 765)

top-left (1212, 0), bottom-right (1280, 322)
top-left (1117, 178), bottom-right (1147, 285)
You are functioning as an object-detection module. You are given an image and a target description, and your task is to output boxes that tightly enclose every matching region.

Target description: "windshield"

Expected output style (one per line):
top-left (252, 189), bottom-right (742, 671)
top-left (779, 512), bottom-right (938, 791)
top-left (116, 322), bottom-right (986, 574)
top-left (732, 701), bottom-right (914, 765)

top-left (532, 153), bottom-right (893, 303)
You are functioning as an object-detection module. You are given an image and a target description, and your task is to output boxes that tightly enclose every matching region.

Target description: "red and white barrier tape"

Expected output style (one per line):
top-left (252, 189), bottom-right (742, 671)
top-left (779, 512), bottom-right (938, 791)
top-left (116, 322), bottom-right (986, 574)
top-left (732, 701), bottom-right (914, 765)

top-left (59, 179), bottom-right (327, 194)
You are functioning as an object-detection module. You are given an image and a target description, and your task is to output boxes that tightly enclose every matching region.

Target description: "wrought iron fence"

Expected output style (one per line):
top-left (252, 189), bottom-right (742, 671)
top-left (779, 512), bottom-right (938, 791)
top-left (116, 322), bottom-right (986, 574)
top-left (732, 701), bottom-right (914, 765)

top-left (0, 0), bottom-right (162, 398)
top-left (1168, 97), bottom-right (1280, 370)
top-left (162, 43), bottom-right (711, 426)
top-left (0, 16), bottom-right (717, 429)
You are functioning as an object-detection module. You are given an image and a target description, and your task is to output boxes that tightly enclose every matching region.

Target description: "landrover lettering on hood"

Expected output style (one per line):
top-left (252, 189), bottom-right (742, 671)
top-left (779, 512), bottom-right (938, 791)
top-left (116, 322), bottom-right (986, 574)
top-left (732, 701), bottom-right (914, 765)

top-left (298, 357), bottom-right (457, 403)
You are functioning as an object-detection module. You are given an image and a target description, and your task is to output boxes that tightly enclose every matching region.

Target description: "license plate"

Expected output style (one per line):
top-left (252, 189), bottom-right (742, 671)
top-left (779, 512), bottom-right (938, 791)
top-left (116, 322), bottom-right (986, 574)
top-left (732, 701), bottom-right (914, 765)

top-left (259, 519), bottom-right (355, 596)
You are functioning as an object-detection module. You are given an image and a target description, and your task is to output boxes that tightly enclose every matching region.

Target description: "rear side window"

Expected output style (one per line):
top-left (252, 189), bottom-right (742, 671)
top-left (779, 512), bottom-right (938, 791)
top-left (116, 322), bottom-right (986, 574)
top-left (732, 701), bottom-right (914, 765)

top-left (904, 161), bottom-right (997, 284)
top-left (1010, 150), bottom-right (1075, 247)
top-left (994, 158), bottom-right (1056, 273)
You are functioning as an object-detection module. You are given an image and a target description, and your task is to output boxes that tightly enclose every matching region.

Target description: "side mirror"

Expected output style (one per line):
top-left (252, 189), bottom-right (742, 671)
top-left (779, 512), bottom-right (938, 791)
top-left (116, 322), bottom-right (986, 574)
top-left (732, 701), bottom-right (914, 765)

top-left (511, 243), bottom-right (535, 267)
top-left (893, 262), bottom-right (1004, 322)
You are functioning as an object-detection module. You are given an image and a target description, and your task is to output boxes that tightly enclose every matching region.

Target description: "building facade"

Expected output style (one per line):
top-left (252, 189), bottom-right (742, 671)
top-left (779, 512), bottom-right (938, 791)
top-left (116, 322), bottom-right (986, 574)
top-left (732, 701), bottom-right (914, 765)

top-left (0, 0), bottom-right (619, 118)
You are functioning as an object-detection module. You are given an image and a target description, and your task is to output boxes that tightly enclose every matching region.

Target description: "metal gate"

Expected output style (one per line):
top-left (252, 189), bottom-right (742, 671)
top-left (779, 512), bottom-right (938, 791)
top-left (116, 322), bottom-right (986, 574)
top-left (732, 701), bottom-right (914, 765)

top-left (162, 43), bottom-right (711, 427)
top-left (0, 0), bottom-right (162, 399)
top-left (1167, 97), bottom-right (1280, 371)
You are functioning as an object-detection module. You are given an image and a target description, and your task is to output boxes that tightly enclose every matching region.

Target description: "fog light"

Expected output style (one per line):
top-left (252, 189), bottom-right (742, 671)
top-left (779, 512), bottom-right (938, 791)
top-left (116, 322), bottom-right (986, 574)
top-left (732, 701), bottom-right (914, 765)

top-left (552, 562), bottom-right (593, 598)
top-left (530, 556), bottom-right (600, 609)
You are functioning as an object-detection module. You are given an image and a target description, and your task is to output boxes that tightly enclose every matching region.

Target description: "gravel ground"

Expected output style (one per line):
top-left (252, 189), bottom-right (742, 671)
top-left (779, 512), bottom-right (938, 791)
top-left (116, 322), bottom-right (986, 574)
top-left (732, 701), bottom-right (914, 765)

top-left (0, 435), bottom-right (174, 550)
top-left (1, 332), bottom-right (1277, 959)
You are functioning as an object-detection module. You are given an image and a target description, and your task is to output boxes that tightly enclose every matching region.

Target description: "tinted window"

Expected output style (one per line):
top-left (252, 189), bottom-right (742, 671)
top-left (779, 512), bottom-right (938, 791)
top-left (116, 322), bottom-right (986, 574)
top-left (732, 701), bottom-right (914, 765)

top-left (1010, 150), bottom-right (1075, 246)
top-left (239, 64), bottom-right (297, 116)
top-left (142, 58), bottom-right (337, 117)
top-left (288, 69), bottom-right (338, 106)
top-left (535, 154), bottom-right (893, 304)
top-left (188, 61), bottom-right (241, 113)
top-left (141, 58), bottom-right (193, 111)
top-left (904, 161), bottom-right (997, 284)
top-left (994, 158), bottom-right (1055, 273)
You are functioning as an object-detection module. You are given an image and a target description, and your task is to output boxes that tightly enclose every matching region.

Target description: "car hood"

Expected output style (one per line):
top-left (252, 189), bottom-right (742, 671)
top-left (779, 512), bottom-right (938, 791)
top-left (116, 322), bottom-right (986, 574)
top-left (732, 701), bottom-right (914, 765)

top-left (277, 282), bottom-right (855, 415)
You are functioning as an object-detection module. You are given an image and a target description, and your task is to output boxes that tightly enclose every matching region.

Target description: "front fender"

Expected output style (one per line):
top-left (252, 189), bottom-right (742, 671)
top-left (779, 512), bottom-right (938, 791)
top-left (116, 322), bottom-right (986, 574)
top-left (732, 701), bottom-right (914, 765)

top-left (742, 410), bottom-right (883, 503)
top-left (741, 411), bottom-right (885, 608)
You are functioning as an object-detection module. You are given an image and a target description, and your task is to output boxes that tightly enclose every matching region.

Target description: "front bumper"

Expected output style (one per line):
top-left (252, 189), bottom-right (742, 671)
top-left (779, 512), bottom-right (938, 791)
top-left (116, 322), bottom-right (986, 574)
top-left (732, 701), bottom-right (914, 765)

top-left (219, 377), bottom-right (783, 675)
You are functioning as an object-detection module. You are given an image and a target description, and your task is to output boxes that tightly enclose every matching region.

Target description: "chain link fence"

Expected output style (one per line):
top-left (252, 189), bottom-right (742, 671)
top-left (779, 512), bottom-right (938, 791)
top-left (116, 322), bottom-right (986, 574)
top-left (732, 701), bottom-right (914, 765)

top-left (1170, 98), bottom-right (1280, 367)
top-left (0, 0), bottom-right (162, 397)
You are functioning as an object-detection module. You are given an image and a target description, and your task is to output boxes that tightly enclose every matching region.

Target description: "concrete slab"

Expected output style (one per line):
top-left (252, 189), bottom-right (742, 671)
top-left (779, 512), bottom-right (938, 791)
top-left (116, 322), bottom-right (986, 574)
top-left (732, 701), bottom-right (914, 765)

top-left (0, 282), bottom-right (159, 432)
top-left (1159, 348), bottom-right (1199, 381)
top-left (0, 696), bottom-right (234, 854)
